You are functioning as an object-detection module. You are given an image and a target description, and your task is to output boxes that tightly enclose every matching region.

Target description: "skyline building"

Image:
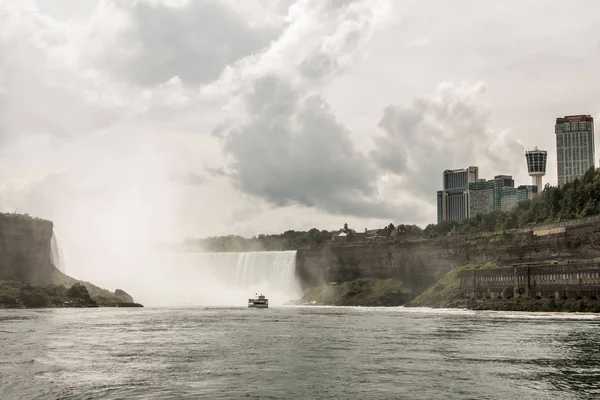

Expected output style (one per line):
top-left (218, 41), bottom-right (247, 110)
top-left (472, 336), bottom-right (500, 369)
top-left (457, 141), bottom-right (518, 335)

top-left (517, 185), bottom-right (537, 202)
top-left (555, 114), bottom-right (595, 186)
top-left (525, 147), bottom-right (547, 198)
top-left (437, 166), bottom-right (478, 223)
top-left (501, 185), bottom-right (537, 212)
top-left (469, 175), bottom-right (515, 217)
top-left (436, 165), bottom-right (539, 223)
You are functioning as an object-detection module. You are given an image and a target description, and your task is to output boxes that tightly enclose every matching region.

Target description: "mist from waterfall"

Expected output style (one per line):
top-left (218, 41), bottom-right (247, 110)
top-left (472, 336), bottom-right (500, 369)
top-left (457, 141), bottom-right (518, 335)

top-left (50, 233), bottom-right (66, 273)
top-left (114, 250), bottom-right (300, 307)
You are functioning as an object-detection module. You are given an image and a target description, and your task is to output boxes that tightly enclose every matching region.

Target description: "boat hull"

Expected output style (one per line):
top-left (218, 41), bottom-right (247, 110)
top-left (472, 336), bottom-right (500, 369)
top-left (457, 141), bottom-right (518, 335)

top-left (248, 303), bottom-right (268, 308)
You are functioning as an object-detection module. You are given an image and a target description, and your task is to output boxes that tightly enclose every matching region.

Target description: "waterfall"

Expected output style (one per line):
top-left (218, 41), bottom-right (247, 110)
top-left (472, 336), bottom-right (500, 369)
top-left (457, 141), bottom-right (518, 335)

top-left (146, 250), bottom-right (299, 306)
top-left (50, 232), bottom-right (66, 273)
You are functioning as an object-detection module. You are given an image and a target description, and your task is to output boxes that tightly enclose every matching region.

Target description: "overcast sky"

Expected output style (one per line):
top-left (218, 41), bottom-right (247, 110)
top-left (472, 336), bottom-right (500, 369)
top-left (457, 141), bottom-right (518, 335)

top-left (1, 0), bottom-right (600, 251)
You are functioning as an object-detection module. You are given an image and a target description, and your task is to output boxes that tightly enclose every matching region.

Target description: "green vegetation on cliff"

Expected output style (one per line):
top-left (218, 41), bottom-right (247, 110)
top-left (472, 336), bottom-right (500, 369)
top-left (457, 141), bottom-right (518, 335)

top-left (409, 265), bottom-right (474, 308)
top-left (410, 262), bottom-right (502, 308)
top-left (51, 269), bottom-right (137, 305)
top-left (0, 281), bottom-right (98, 308)
top-left (184, 229), bottom-right (333, 252)
top-left (425, 167), bottom-right (600, 237)
top-left (0, 212), bottom-right (48, 223)
top-left (0, 268), bottom-right (141, 308)
top-left (296, 278), bottom-right (411, 306)
top-left (0, 280), bottom-right (142, 309)
top-left (409, 261), bottom-right (507, 308)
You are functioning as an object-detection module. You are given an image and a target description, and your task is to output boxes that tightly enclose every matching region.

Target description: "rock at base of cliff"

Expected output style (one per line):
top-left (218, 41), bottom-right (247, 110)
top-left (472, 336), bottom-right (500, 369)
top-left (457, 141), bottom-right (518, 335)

top-left (51, 269), bottom-right (142, 307)
top-left (115, 302), bottom-right (144, 307)
top-left (114, 289), bottom-right (134, 303)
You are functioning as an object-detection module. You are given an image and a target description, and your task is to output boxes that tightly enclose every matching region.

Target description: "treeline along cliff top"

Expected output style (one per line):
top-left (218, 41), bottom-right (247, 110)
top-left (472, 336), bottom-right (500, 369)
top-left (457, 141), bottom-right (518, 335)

top-left (185, 167), bottom-right (600, 252)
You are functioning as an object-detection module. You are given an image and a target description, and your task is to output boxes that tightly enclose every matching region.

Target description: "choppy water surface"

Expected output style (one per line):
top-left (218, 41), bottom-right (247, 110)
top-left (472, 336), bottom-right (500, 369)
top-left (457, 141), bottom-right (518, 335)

top-left (1, 307), bottom-right (600, 399)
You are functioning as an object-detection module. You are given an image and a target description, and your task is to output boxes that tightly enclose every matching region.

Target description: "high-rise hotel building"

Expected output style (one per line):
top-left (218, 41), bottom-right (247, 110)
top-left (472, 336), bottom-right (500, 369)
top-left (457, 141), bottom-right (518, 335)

top-left (437, 166), bottom-right (478, 223)
top-left (469, 175), bottom-right (515, 217)
top-left (555, 115), bottom-right (595, 186)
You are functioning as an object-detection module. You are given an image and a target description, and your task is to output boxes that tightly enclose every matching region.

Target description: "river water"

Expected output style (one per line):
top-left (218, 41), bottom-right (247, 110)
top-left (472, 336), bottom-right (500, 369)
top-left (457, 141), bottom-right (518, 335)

top-left (1, 307), bottom-right (599, 399)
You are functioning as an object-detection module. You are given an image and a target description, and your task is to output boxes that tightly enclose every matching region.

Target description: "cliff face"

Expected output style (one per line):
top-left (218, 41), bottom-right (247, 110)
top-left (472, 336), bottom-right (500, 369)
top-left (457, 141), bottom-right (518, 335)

top-left (0, 214), bottom-right (55, 285)
top-left (295, 219), bottom-right (600, 295)
top-left (296, 239), bottom-right (456, 294)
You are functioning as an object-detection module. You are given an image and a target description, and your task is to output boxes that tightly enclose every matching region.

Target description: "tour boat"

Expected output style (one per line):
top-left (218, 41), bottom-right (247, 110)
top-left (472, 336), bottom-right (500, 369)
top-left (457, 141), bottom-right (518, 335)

top-left (248, 293), bottom-right (269, 308)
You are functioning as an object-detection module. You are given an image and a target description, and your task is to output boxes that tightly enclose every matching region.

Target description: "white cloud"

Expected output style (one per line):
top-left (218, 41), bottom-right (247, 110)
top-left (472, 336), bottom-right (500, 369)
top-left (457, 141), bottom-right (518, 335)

top-left (372, 81), bottom-right (526, 198)
top-left (405, 37), bottom-right (430, 47)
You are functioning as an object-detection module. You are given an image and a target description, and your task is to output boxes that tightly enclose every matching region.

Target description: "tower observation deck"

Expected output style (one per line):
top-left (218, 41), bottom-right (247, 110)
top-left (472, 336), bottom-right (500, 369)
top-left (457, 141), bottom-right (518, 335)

top-left (525, 147), bottom-right (547, 198)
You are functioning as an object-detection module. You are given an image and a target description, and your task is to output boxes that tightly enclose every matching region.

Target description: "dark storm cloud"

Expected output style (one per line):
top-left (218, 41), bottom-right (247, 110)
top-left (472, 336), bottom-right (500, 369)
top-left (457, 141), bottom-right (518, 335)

top-left (107, 0), bottom-right (283, 85)
top-left (223, 74), bottom-right (408, 219)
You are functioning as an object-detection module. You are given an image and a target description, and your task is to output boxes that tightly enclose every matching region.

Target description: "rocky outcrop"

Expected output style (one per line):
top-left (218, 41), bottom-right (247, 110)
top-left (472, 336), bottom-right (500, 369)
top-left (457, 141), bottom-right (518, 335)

top-left (114, 289), bottom-right (134, 303)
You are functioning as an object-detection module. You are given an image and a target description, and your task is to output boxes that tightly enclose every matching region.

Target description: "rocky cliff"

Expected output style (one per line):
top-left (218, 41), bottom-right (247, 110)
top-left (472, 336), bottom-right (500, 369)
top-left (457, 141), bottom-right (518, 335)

top-left (296, 239), bottom-right (455, 295)
top-left (295, 218), bottom-right (600, 298)
top-left (0, 214), bottom-right (55, 285)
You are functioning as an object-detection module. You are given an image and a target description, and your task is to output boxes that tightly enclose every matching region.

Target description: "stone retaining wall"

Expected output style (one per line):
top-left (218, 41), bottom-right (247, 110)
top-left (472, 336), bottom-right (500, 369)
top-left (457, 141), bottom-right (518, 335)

top-left (461, 263), bottom-right (600, 300)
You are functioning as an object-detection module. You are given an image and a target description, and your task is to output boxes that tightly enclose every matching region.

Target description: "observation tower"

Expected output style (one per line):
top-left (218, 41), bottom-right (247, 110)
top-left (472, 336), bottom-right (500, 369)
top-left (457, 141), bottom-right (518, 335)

top-left (525, 147), bottom-right (547, 198)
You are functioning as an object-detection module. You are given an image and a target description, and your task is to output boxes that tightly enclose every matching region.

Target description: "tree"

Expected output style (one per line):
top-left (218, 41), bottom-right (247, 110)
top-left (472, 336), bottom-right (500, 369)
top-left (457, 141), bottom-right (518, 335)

top-left (20, 285), bottom-right (49, 308)
top-left (67, 283), bottom-right (92, 302)
top-left (424, 220), bottom-right (457, 237)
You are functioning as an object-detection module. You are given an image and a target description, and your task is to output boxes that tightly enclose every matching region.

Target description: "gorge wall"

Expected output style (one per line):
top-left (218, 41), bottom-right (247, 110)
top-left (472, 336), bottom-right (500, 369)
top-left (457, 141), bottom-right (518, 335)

top-left (295, 217), bottom-right (600, 294)
top-left (296, 240), bottom-right (455, 295)
top-left (0, 214), bottom-right (56, 285)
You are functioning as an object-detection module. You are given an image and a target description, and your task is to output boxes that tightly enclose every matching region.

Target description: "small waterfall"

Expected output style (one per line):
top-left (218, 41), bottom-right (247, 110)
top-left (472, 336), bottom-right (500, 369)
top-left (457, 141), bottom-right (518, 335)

top-left (50, 233), bottom-right (66, 273)
top-left (149, 250), bottom-right (299, 306)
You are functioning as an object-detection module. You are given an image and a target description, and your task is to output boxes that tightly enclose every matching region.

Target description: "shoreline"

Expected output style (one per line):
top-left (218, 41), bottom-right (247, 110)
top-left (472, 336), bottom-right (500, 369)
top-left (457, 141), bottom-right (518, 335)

top-left (0, 302), bottom-right (144, 310)
top-left (288, 301), bottom-right (600, 315)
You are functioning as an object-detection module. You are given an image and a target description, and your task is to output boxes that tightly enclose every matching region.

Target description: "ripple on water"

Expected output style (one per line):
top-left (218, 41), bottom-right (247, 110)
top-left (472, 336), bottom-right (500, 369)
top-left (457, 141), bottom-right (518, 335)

top-left (1, 307), bottom-right (600, 399)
